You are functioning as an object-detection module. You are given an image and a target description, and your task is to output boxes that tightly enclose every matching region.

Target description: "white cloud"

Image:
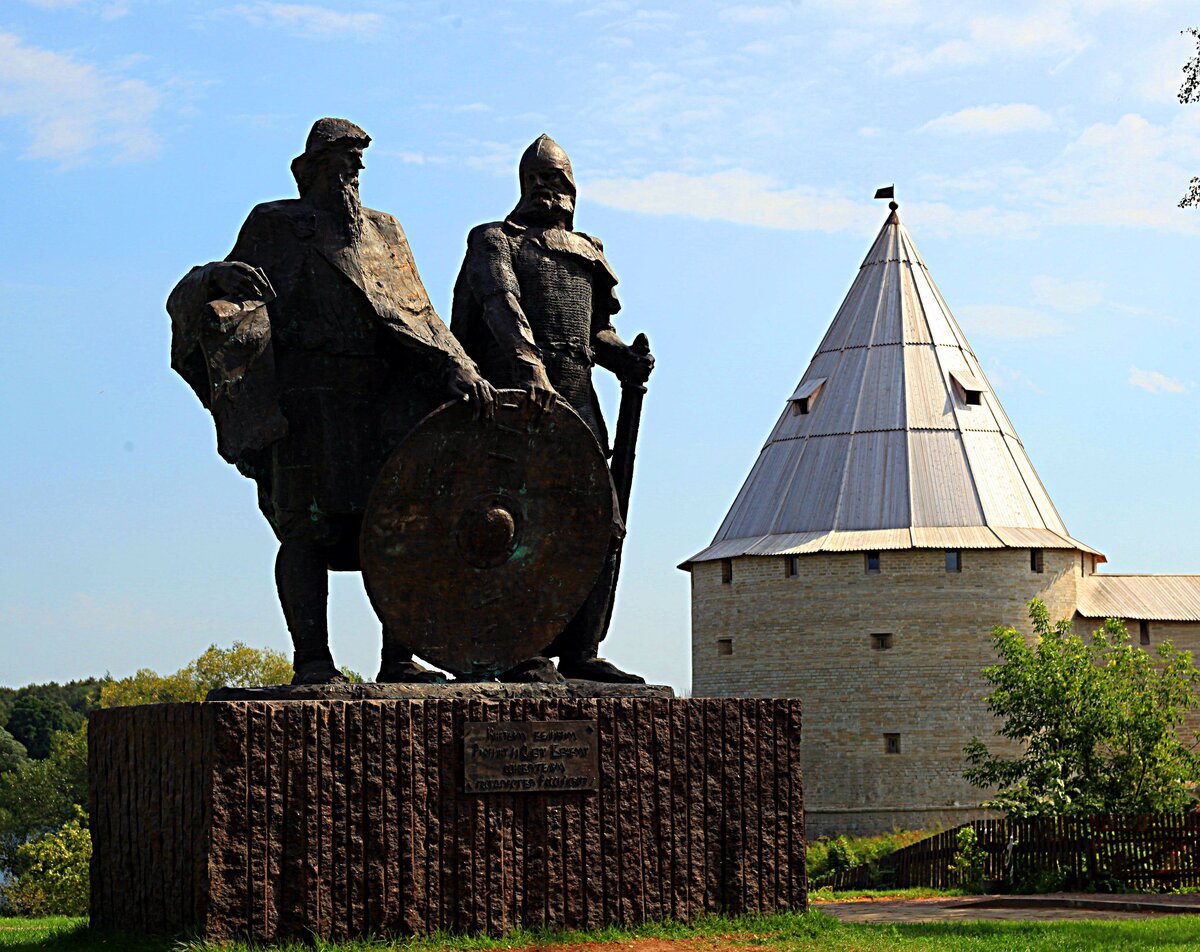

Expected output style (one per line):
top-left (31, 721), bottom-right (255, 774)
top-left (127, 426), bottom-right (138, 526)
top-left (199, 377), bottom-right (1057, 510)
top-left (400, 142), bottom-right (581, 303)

top-left (886, 8), bottom-right (1089, 74)
top-left (955, 305), bottom-right (1065, 340)
top-left (719, 4), bottom-right (793, 25)
top-left (922, 104), bottom-right (1054, 137)
top-left (1128, 366), bottom-right (1188, 393)
top-left (588, 170), bottom-right (878, 233)
top-left (1035, 113), bottom-right (1200, 233)
top-left (587, 169), bottom-right (1035, 237)
top-left (228, 3), bottom-right (385, 38)
top-left (924, 111), bottom-right (1200, 235)
top-left (0, 31), bottom-right (162, 164)
top-left (1031, 275), bottom-right (1103, 312)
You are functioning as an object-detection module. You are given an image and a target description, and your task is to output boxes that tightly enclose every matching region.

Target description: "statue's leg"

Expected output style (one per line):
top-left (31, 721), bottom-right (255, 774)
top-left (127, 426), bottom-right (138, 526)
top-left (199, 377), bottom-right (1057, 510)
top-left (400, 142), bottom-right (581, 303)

top-left (276, 540), bottom-right (347, 685)
top-left (549, 537), bottom-right (645, 684)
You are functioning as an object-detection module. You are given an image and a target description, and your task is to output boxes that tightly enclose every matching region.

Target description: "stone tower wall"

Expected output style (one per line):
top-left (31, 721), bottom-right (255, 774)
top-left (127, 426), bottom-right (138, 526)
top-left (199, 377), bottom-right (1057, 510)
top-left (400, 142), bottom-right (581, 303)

top-left (690, 547), bottom-right (1081, 837)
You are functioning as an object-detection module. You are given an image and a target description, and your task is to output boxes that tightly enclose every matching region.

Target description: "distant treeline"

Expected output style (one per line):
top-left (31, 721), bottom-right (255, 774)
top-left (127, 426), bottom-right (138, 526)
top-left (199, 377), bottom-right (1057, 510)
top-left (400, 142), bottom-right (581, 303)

top-left (0, 679), bottom-right (105, 764)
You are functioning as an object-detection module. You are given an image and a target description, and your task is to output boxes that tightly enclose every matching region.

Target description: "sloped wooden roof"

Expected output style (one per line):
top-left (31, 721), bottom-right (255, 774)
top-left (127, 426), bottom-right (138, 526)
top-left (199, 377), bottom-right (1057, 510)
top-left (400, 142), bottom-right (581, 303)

top-left (687, 207), bottom-right (1101, 565)
top-left (1076, 576), bottom-right (1200, 622)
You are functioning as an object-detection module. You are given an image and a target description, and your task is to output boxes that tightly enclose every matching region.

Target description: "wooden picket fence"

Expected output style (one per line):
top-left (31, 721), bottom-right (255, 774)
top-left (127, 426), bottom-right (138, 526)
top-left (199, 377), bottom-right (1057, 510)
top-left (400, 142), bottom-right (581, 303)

top-left (822, 814), bottom-right (1200, 892)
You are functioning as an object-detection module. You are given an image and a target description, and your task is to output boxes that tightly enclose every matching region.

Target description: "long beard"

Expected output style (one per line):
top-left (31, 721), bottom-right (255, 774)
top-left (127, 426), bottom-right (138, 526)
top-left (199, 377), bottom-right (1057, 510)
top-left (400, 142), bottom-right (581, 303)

top-left (331, 179), bottom-right (364, 243)
top-left (311, 175), bottom-right (364, 242)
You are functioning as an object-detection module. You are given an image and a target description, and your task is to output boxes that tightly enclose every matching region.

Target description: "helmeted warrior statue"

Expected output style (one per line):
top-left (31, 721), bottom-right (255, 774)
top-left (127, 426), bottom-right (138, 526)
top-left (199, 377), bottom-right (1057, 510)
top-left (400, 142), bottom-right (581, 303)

top-left (451, 134), bottom-right (654, 683)
top-left (168, 118), bottom-right (494, 685)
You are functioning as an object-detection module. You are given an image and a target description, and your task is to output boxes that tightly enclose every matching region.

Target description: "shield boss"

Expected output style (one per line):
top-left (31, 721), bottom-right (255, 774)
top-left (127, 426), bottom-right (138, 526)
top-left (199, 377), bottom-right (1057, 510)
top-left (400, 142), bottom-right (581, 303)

top-left (360, 390), bottom-right (616, 679)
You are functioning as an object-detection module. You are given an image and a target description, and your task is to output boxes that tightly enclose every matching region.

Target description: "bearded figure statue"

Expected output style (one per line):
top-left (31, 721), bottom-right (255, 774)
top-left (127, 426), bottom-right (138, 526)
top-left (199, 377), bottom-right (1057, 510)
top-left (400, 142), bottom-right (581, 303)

top-left (168, 118), bottom-right (494, 685)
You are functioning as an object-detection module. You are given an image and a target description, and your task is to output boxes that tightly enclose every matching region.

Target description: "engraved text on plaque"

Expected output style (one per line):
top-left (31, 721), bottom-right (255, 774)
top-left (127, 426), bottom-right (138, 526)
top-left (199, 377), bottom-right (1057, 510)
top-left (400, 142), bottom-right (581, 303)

top-left (463, 720), bottom-right (599, 793)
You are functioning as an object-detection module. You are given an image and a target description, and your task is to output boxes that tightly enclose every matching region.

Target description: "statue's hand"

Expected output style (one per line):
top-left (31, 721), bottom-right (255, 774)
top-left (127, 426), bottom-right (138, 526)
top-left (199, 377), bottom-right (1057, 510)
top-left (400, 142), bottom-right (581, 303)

top-left (617, 342), bottom-right (655, 386)
top-left (208, 262), bottom-right (275, 303)
top-left (446, 363), bottom-right (496, 421)
top-left (518, 362), bottom-right (559, 413)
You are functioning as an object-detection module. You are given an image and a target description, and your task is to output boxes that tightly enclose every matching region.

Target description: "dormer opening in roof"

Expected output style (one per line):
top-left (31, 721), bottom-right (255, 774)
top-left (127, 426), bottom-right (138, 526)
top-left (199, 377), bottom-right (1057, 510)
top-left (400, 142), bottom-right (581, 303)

top-left (789, 376), bottom-right (826, 415)
top-left (949, 369), bottom-right (984, 406)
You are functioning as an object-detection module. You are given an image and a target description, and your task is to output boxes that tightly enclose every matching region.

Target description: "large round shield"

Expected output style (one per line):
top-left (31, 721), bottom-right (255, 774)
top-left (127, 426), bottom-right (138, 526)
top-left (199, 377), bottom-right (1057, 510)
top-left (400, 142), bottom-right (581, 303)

top-left (360, 390), bottom-right (616, 679)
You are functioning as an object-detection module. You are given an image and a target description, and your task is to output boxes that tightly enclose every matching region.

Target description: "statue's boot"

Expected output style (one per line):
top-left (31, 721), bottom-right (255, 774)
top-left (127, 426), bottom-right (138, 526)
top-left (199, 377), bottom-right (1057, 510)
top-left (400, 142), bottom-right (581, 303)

top-left (557, 655), bottom-right (645, 684)
top-left (498, 655), bottom-right (566, 684)
top-left (377, 634), bottom-right (446, 683)
top-left (291, 660), bottom-right (350, 685)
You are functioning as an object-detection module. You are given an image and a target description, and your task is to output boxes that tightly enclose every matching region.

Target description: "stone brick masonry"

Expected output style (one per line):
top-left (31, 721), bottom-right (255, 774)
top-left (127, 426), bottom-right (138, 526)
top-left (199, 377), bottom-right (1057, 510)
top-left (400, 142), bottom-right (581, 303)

top-left (691, 548), bottom-right (1082, 837)
top-left (89, 697), bottom-right (806, 941)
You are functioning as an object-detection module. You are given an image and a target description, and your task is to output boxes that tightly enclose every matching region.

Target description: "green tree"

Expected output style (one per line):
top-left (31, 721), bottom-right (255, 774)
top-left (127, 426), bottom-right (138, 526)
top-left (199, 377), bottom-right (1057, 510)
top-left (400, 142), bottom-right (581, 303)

top-left (0, 727), bottom-right (87, 870)
top-left (965, 600), bottom-right (1200, 816)
top-left (5, 694), bottom-right (79, 760)
top-left (100, 642), bottom-right (295, 707)
top-left (1180, 28), bottom-right (1200, 207)
top-left (0, 727), bottom-right (27, 775)
top-left (0, 807), bottom-right (91, 917)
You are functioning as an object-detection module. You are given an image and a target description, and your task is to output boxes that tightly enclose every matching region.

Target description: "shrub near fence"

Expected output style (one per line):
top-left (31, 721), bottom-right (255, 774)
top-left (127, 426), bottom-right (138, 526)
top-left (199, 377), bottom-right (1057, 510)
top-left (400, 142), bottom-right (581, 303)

top-left (825, 814), bottom-right (1200, 892)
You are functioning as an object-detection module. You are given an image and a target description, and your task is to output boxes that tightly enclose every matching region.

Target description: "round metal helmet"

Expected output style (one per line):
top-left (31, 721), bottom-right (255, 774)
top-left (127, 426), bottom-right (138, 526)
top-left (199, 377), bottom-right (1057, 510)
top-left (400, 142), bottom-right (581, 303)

top-left (519, 134), bottom-right (576, 196)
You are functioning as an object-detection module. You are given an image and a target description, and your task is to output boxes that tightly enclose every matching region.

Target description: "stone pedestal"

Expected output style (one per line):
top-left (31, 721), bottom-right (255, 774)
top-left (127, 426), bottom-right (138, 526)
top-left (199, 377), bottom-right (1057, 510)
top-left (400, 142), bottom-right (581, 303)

top-left (89, 691), bottom-right (805, 941)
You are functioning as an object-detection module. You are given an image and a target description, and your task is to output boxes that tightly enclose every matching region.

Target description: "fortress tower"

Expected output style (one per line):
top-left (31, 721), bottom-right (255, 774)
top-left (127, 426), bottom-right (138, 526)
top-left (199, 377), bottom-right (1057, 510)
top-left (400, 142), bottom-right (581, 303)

top-left (682, 205), bottom-right (1109, 836)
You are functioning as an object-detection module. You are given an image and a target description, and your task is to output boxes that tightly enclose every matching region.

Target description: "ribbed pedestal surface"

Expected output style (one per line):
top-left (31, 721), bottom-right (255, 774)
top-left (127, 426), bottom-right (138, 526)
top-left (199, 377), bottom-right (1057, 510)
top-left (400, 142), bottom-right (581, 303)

top-left (88, 697), bottom-right (805, 941)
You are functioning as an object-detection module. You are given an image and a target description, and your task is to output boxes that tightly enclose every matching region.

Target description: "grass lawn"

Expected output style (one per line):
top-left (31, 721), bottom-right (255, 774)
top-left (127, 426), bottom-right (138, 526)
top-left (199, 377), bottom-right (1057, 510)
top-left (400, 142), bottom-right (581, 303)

top-left (3, 911), bottom-right (1200, 951)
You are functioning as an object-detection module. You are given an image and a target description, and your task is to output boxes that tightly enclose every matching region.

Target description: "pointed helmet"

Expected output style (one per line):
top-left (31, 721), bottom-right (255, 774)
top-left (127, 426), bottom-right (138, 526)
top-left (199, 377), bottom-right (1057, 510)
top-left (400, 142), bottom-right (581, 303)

top-left (518, 134), bottom-right (576, 197)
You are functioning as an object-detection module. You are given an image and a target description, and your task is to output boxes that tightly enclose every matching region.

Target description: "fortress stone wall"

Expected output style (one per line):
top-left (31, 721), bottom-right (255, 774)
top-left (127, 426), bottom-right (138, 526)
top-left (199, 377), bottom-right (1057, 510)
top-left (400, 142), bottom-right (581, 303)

top-left (690, 547), bottom-right (1083, 837)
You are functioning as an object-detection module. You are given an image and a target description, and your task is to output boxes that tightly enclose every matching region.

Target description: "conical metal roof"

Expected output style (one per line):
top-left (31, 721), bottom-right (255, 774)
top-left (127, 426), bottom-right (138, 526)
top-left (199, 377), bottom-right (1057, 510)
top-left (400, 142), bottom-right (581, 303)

top-left (687, 207), bottom-right (1101, 564)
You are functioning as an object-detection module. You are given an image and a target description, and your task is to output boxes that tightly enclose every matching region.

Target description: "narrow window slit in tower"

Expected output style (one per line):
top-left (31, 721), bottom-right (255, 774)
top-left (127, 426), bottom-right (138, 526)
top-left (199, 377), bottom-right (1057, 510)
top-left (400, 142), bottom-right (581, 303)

top-left (1030, 548), bottom-right (1044, 573)
top-left (785, 555), bottom-right (799, 577)
top-left (717, 638), bottom-right (733, 656)
top-left (1140, 621), bottom-right (1150, 646)
top-left (721, 558), bottom-right (733, 584)
top-left (865, 550), bottom-right (881, 573)
top-left (884, 733), bottom-right (901, 755)
top-left (945, 549), bottom-right (961, 573)
top-left (870, 633), bottom-right (893, 650)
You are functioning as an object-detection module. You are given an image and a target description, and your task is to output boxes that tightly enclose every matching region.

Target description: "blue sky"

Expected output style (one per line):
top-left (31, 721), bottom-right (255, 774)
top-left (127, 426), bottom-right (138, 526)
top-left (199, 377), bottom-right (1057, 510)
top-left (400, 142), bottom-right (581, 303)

top-left (1, 0), bottom-right (1198, 692)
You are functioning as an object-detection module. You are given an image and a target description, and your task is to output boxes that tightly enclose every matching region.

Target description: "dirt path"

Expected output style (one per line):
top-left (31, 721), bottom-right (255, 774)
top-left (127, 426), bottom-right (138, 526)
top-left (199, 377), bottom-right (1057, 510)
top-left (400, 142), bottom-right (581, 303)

top-left (814, 892), bottom-right (1200, 924)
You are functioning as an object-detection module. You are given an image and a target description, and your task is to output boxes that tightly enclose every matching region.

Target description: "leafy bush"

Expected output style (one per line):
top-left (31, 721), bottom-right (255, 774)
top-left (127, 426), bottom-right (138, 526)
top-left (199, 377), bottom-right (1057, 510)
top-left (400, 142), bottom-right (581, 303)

top-left (807, 828), bottom-right (931, 885)
top-left (965, 600), bottom-right (1200, 816)
top-left (949, 826), bottom-right (985, 892)
top-left (0, 807), bottom-right (90, 916)
top-left (0, 726), bottom-right (87, 871)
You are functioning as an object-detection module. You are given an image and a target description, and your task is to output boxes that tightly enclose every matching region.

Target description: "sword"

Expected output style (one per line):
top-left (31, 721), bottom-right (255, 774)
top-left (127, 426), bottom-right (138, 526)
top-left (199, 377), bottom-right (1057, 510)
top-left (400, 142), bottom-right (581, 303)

top-left (609, 332), bottom-right (651, 521)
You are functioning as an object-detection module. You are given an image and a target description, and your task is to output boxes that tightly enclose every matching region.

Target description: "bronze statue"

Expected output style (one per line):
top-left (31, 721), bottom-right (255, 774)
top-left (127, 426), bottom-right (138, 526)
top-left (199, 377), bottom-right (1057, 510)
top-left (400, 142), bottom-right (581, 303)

top-left (451, 135), bottom-right (654, 683)
top-left (168, 118), bottom-right (495, 685)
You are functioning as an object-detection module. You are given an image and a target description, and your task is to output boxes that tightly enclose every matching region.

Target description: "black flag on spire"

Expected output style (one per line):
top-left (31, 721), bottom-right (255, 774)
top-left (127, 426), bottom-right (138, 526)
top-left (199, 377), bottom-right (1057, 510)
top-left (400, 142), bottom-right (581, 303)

top-left (874, 185), bottom-right (895, 200)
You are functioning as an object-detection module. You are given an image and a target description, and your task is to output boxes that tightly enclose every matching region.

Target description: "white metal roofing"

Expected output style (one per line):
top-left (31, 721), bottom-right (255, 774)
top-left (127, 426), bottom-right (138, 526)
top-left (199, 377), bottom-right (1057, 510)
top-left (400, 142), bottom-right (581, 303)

top-left (1076, 576), bottom-right (1200, 622)
top-left (686, 208), bottom-right (1102, 566)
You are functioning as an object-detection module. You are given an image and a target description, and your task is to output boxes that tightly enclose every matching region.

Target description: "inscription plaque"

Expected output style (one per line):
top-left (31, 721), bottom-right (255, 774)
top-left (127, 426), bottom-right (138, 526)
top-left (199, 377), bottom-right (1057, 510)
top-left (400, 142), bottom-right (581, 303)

top-left (463, 720), bottom-right (599, 793)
